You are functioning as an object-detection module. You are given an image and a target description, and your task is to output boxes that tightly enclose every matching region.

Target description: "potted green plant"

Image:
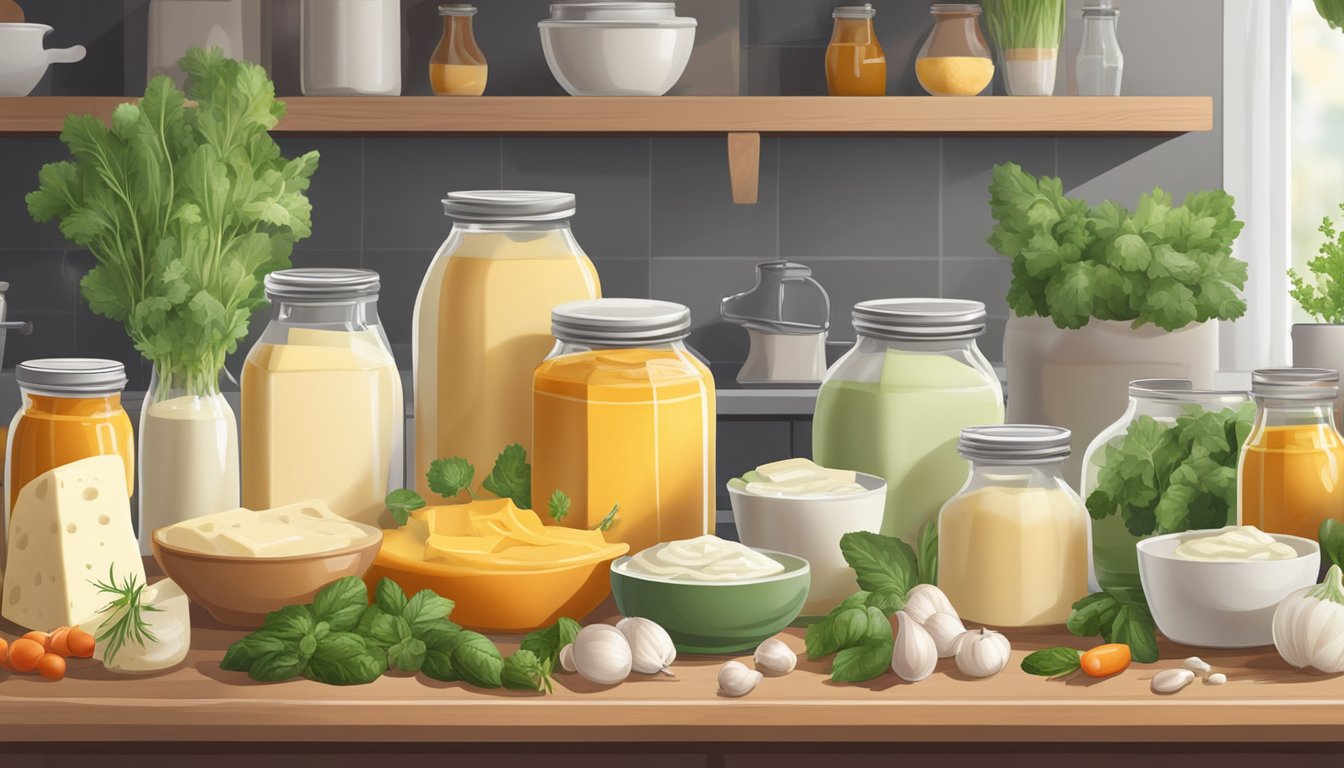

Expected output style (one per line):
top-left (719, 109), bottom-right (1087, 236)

top-left (27, 48), bottom-right (318, 552)
top-left (1289, 203), bottom-right (1344, 426)
top-left (981, 0), bottom-right (1066, 96)
top-left (988, 162), bottom-right (1247, 485)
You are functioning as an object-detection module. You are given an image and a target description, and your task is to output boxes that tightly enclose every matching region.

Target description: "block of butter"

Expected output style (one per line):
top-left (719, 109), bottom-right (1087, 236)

top-left (157, 499), bottom-right (380, 558)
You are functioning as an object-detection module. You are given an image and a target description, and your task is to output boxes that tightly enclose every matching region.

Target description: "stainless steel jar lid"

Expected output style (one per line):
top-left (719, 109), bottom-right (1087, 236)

top-left (552, 298), bottom-right (692, 346)
top-left (1251, 367), bottom-right (1341, 401)
top-left (958, 424), bottom-right (1072, 463)
top-left (549, 2), bottom-right (678, 21)
top-left (834, 4), bottom-right (876, 19)
top-left (851, 298), bottom-right (987, 341)
top-left (17, 358), bottom-right (127, 396)
top-left (439, 3), bottom-right (477, 15)
top-left (265, 268), bottom-right (380, 301)
top-left (442, 191), bottom-right (577, 222)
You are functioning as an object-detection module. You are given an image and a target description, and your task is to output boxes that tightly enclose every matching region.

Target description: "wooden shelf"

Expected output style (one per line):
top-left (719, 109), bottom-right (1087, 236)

top-left (0, 95), bottom-right (1213, 135)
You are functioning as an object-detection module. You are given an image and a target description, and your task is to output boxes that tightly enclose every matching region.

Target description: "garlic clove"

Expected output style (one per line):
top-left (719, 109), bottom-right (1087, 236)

top-left (922, 612), bottom-right (969, 658)
top-left (1181, 656), bottom-right (1212, 677)
top-left (1151, 668), bottom-right (1195, 694)
top-left (559, 643), bottom-right (576, 673)
top-left (717, 660), bottom-right (763, 697)
top-left (1205, 672), bottom-right (1227, 685)
top-left (891, 610), bottom-right (938, 683)
top-left (571, 624), bottom-right (633, 686)
top-left (753, 637), bottom-right (797, 676)
top-left (903, 583), bottom-right (959, 625)
top-left (954, 628), bottom-right (1011, 679)
top-left (616, 616), bottom-right (677, 676)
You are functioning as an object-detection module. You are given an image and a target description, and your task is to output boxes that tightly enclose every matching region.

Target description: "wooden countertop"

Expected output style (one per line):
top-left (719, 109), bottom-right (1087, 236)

top-left (2, 590), bottom-right (1342, 746)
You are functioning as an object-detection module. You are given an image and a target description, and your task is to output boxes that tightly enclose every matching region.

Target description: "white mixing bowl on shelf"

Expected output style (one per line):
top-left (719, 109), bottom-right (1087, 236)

top-left (539, 2), bottom-right (696, 96)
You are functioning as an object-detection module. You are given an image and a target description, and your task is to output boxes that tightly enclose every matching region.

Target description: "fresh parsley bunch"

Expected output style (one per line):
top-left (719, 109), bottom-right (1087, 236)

top-left (1289, 203), bottom-right (1344, 323)
top-left (26, 48), bottom-right (317, 387)
top-left (988, 162), bottom-right (1246, 331)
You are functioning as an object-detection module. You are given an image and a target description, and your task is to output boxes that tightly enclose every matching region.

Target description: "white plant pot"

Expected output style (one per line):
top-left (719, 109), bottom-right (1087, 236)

top-left (1291, 323), bottom-right (1344, 430)
top-left (1004, 314), bottom-right (1218, 487)
top-left (1002, 47), bottom-right (1058, 96)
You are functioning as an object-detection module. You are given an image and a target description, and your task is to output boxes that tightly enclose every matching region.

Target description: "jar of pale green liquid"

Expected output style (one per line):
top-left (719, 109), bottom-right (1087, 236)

top-left (813, 299), bottom-right (1004, 547)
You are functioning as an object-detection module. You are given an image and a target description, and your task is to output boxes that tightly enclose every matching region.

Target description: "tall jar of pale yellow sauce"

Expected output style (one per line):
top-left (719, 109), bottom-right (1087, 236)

top-left (414, 191), bottom-right (600, 497)
top-left (242, 269), bottom-right (404, 526)
top-left (938, 425), bottom-right (1088, 627)
top-left (532, 299), bottom-right (714, 554)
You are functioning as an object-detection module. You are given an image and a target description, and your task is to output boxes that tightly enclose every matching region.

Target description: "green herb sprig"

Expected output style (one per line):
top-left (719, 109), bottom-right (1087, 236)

top-left (982, 0), bottom-right (1065, 51)
top-left (91, 566), bottom-right (162, 666)
top-left (1290, 203), bottom-right (1344, 323)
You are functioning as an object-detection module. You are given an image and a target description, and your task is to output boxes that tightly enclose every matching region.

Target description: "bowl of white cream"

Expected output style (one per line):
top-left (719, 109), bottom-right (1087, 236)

top-left (610, 535), bottom-right (810, 654)
top-left (1137, 525), bottom-right (1320, 648)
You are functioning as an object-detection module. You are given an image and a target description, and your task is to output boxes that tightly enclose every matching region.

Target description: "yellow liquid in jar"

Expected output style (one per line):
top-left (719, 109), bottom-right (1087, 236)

top-left (431, 63), bottom-right (487, 96)
top-left (916, 56), bottom-right (995, 96)
top-left (1240, 423), bottom-right (1344, 541)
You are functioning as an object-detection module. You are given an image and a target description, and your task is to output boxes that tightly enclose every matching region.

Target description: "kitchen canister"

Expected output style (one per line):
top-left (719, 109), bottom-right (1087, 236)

top-left (148, 0), bottom-right (268, 88)
top-left (301, 0), bottom-right (401, 95)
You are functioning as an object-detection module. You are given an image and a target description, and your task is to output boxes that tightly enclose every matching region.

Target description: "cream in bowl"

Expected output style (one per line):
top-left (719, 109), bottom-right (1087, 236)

top-left (1137, 525), bottom-right (1320, 648)
top-left (156, 499), bottom-right (380, 557)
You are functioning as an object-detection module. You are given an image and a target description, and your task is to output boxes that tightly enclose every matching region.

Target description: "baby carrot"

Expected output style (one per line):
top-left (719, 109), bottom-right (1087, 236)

top-left (1080, 643), bottom-right (1132, 678)
top-left (8, 638), bottom-right (44, 673)
top-left (48, 627), bottom-right (71, 658)
top-left (65, 627), bottom-right (95, 659)
top-left (36, 653), bottom-right (66, 681)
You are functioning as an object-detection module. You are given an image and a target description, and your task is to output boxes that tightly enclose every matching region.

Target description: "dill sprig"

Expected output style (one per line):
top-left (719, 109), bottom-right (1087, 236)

top-left (90, 566), bottom-right (161, 665)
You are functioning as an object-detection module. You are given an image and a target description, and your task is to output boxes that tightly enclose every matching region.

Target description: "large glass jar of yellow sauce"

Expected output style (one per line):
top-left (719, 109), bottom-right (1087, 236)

top-left (939, 425), bottom-right (1088, 627)
top-left (1240, 368), bottom-right (1344, 541)
top-left (825, 4), bottom-right (886, 96)
top-left (414, 191), bottom-right (601, 496)
top-left (5, 359), bottom-right (133, 524)
top-left (431, 4), bottom-right (487, 96)
top-left (916, 3), bottom-right (994, 96)
top-left (242, 269), bottom-right (403, 526)
top-left (532, 299), bottom-right (714, 553)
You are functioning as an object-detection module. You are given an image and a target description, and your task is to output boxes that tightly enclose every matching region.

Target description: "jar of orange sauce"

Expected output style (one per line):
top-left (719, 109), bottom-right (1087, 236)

top-left (5, 359), bottom-right (134, 523)
top-left (826, 4), bottom-right (886, 96)
top-left (431, 4), bottom-right (487, 96)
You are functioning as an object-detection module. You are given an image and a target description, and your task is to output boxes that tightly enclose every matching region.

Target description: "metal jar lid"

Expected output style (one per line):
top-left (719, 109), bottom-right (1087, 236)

top-left (958, 425), bottom-right (1072, 463)
top-left (552, 299), bottom-right (692, 347)
top-left (17, 358), bottom-right (128, 396)
top-left (1127, 378), bottom-right (1247, 402)
top-left (1251, 367), bottom-right (1341, 401)
top-left (549, 2), bottom-right (678, 20)
top-left (834, 4), bottom-right (875, 19)
top-left (931, 3), bottom-right (983, 15)
top-left (851, 298), bottom-right (987, 342)
top-left (438, 3), bottom-right (477, 15)
top-left (265, 268), bottom-right (380, 301)
top-left (442, 191), bottom-right (577, 222)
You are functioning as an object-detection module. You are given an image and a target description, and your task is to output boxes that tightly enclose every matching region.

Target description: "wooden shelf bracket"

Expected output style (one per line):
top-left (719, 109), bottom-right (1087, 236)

top-left (727, 131), bottom-right (761, 205)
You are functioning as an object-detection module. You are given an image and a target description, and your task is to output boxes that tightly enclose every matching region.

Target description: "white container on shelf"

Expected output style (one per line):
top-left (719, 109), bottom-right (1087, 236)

top-left (148, 0), bottom-right (268, 88)
top-left (539, 2), bottom-right (696, 96)
top-left (301, 0), bottom-right (401, 96)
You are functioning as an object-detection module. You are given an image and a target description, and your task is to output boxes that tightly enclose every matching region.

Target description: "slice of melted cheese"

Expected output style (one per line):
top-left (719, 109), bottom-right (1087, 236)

top-left (1, 455), bottom-right (145, 631)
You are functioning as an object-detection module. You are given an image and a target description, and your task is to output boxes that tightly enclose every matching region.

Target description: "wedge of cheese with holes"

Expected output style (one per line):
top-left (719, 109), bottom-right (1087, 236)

top-left (1, 455), bottom-right (145, 631)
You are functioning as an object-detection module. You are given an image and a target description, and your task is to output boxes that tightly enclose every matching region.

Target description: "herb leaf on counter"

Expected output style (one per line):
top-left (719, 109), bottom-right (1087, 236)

top-left (385, 489), bottom-right (426, 526)
top-left (839, 532), bottom-right (918, 597)
top-left (451, 632), bottom-right (505, 689)
top-left (312, 576), bottom-right (370, 632)
top-left (429, 458), bottom-right (475, 500)
top-left (375, 578), bottom-right (409, 616)
top-left (502, 650), bottom-right (551, 693)
top-left (520, 616), bottom-right (581, 674)
top-left (1020, 647), bottom-right (1083, 678)
top-left (1065, 589), bottom-right (1159, 664)
top-left (830, 641), bottom-right (894, 683)
top-left (482, 444), bottom-right (531, 510)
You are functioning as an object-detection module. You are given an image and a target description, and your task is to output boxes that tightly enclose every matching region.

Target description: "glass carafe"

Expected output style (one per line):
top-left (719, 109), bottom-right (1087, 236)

top-left (825, 4), bottom-right (886, 96)
top-left (1240, 368), bottom-right (1344, 541)
top-left (916, 3), bottom-right (994, 97)
top-left (1082, 379), bottom-right (1251, 593)
top-left (431, 3), bottom-right (487, 96)
top-left (812, 299), bottom-right (1004, 548)
top-left (1076, 4), bottom-right (1122, 96)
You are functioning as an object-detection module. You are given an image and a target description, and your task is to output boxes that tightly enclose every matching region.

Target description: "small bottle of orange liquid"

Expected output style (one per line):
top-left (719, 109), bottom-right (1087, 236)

top-left (1240, 368), bottom-right (1344, 542)
top-left (826, 4), bottom-right (886, 96)
top-left (431, 4), bottom-right (487, 96)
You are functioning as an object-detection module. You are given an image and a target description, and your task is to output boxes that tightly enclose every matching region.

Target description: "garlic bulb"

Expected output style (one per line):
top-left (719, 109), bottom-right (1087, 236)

top-left (903, 583), bottom-right (959, 625)
top-left (954, 628), bottom-right (1011, 678)
top-left (753, 637), bottom-right (797, 675)
top-left (891, 610), bottom-right (937, 683)
top-left (616, 616), bottom-right (677, 676)
top-left (718, 660), bottom-right (763, 697)
top-left (570, 624), bottom-right (633, 685)
top-left (923, 611), bottom-right (969, 658)
top-left (559, 643), bottom-right (577, 673)
top-left (1273, 565), bottom-right (1344, 674)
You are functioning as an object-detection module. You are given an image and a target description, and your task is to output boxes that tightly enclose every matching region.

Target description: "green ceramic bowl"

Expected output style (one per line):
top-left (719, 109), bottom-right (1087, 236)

top-left (609, 548), bottom-right (810, 654)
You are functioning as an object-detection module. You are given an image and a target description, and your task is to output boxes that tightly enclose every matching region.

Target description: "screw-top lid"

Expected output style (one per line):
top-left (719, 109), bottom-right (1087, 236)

top-left (1251, 368), bottom-right (1341, 401)
top-left (265, 268), bottom-right (380, 301)
top-left (851, 298), bottom-right (986, 341)
top-left (931, 3), bottom-right (983, 15)
top-left (442, 191), bottom-right (577, 222)
top-left (1081, 4), bottom-right (1119, 17)
top-left (552, 299), bottom-right (692, 346)
top-left (958, 424), bottom-right (1072, 463)
top-left (438, 3), bottom-right (477, 15)
top-left (17, 358), bottom-right (127, 396)
top-left (834, 4), bottom-right (875, 19)
top-left (548, 1), bottom-right (678, 20)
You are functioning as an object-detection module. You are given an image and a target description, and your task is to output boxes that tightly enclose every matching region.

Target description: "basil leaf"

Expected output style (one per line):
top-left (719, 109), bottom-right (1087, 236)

top-left (354, 604), bottom-right (385, 638)
top-left (423, 645), bottom-right (460, 682)
top-left (221, 633), bottom-right (289, 672)
top-left (385, 488), bottom-right (426, 525)
top-left (1021, 647), bottom-right (1083, 678)
top-left (419, 618), bottom-right (463, 651)
top-left (403, 589), bottom-right (455, 635)
top-left (861, 606), bottom-right (893, 645)
top-left (917, 522), bottom-right (938, 586)
top-left (305, 647), bottom-right (388, 686)
top-left (261, 604), bottom-right (316, 641)
top-left (865, 587), bottom-right (906, 615)
top-left (310, 576), bottom-right (368, 632)
top-left (389, 637), bottom-right (427, 673)
top-left (839, 532), bottom-right (918, 596)
top-left (1067, 591), bottom-right (1121, 639)
top-left (830, 641), bottom-right (893, 683)
top-left (1110, 604), bottom-right (1160, 664)
top-left (249, 651), bottom-right (304, 682)
top-left (451, 632), bottom-right (504, 689)
top-left (482, 443), bottom-right (530, 510)
top-left (556, 617), bottom-right (582, 651)
top-left (502, 650), bottom-right (549, 693)
top-left (375, 578), bottom-right (409, 616)
top-left (365, 612), bottom-right (402, 649)
top-left (1321, 518), bottom-right (1344, 569)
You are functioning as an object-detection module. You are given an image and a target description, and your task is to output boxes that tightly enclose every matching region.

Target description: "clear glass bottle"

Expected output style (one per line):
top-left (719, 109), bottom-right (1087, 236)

top-left (1076, 3), bottom-right (1123, 96)
top-left (939, 425), bottom-right (1088, 627)
top-left (812, 299), bottom-right (1004, 547)
top-left (825, 4), bottom-right (886, 96)
top-left (1240, 368), bottom-right (1344, 541)
top-left (916, 3), bottom-right (994, 97)
top-left (1082, 379), bottom-right (1250, 593)
top-left (431, 4), bottom-right (487, 96)
top-left (532, 299), bottom-right (714, 553)
top-left (242, 269), bottom-right (403, 526)
top-left (414, 191), bottom-right (600, 499)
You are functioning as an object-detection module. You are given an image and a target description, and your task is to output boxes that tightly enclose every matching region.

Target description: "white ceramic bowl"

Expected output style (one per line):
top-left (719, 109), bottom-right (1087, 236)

top-left (0, 24), bottom-right (86, 97)
top-left (1137, 526), bottom-right (1320, 648)
top-left (538, 20), bottom-right (696, 96)
top-left (729, 471), bottom-right (886, 616)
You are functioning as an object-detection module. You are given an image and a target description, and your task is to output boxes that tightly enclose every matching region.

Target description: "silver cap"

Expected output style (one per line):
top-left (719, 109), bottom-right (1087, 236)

top-left (851, 298), bottom-right (987, 341)
top-left (442, 191), bottom-right (576, 222)
top-left (549, 2), bottom-right (678, 21)
top-left (834, 4), bottom-right (875, 19)
top-left (265, 268), bottom-right (380, 301)
top-left (552, 299), bottom-right (691, 346)
top-left (1251, 367), bottom-right (1341, 401)
top-left (17, 358), bottom-right (128, 396)
top-left (438, 3), bottom-right (477, 15)
top-left (958, 425), bottom-right (1072, 463)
